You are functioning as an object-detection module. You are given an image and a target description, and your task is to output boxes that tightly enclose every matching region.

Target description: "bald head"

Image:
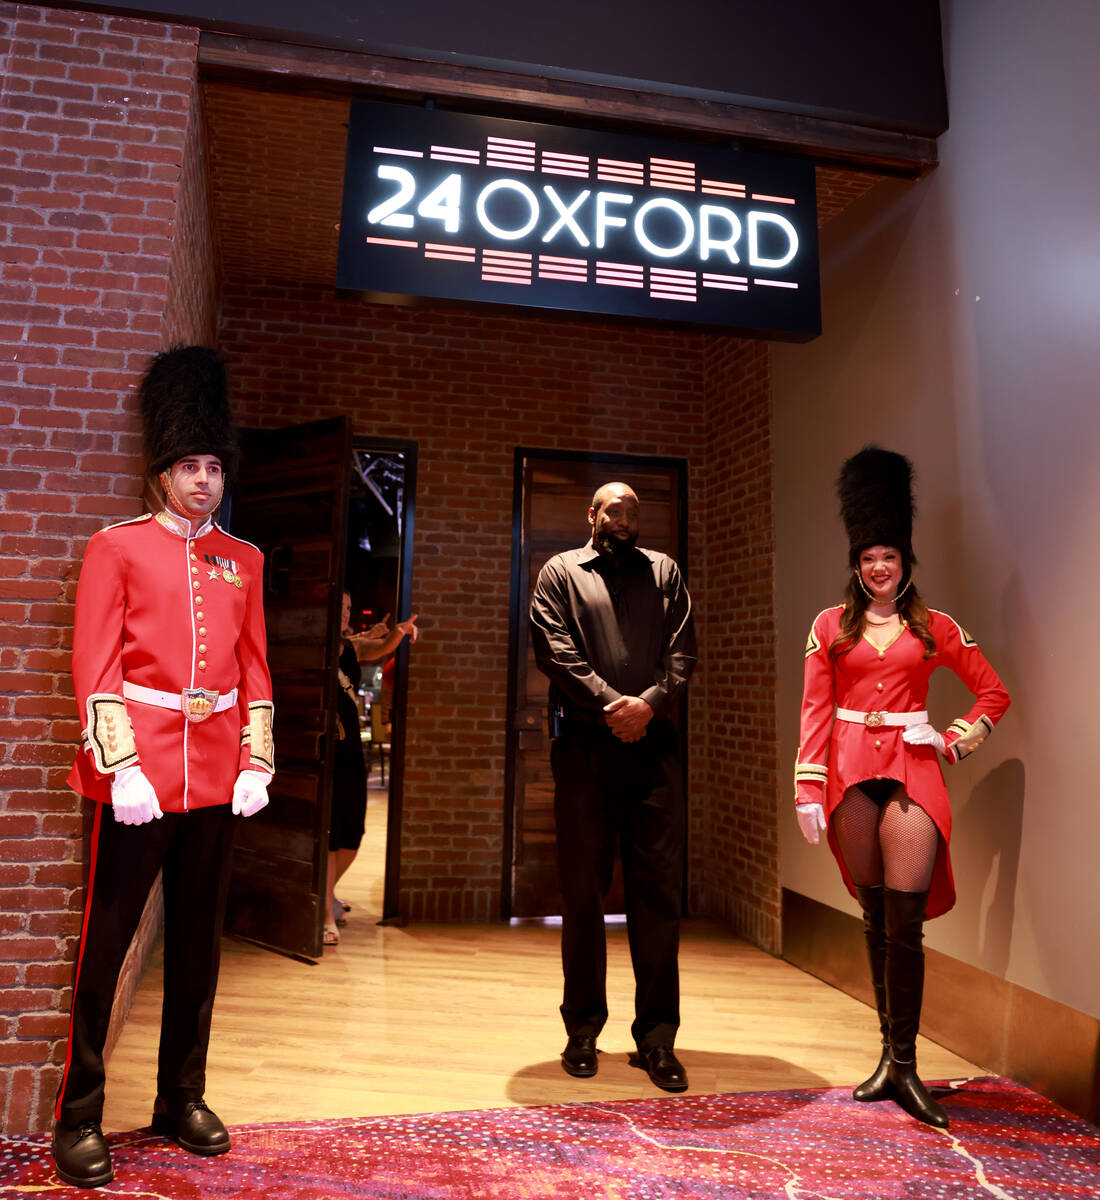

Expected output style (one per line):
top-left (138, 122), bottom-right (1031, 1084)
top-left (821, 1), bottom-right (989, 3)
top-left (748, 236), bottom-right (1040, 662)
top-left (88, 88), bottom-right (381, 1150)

top-left (589, 482), bottom-right (640, 560)
top-left (590, 481), bottom-right (638, 515)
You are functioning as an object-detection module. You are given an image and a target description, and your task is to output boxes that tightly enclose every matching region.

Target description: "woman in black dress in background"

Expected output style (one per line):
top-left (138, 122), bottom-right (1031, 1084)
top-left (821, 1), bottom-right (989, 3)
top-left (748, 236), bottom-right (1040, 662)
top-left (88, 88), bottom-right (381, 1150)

top-left (325, 590), bottom-right (417, 945)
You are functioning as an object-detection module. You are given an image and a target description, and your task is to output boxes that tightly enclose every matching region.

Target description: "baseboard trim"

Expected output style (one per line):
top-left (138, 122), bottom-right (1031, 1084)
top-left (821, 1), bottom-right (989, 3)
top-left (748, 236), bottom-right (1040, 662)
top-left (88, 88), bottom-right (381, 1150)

top-left (781, 888), bottom-right (1100, 1123)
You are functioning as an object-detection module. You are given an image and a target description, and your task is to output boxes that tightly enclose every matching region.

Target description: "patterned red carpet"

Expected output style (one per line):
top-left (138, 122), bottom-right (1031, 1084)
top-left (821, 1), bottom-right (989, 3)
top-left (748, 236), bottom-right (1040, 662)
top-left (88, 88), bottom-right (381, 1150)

top-left (2, 1076), bottom-right (1097, 1198)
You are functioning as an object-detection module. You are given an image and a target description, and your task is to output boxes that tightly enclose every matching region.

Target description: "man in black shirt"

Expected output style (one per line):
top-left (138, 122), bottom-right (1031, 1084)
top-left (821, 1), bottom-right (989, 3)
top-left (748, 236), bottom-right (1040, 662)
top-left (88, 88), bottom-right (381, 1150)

top-left (530, 482), bottom-right (697, 1092)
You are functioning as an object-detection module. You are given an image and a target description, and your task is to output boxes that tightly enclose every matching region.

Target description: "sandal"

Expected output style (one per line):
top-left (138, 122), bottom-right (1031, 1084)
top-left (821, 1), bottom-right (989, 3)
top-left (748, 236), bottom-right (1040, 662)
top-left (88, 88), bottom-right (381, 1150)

top-left (336, 897), bottom-right (352, 912)
top-left (333, 901), bottom-right (348, 927)
top-left (323, 923), bottom-right (340, 945)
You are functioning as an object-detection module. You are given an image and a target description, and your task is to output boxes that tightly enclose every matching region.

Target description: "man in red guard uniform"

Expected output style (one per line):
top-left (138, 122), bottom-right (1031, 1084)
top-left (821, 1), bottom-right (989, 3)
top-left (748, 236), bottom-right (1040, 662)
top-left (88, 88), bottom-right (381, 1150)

top-left (51, 347), bottom-right (275, 1188)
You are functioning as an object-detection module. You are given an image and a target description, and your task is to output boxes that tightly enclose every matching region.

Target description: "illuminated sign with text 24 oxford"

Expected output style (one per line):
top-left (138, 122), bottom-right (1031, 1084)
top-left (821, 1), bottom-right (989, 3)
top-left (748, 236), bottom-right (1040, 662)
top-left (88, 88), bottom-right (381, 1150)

top-left (338, 101), bottom-right (821, 338)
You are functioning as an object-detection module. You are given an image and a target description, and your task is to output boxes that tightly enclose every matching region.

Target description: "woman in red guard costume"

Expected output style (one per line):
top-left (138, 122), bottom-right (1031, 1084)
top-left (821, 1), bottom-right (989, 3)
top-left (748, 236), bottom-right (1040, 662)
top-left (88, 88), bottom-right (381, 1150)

top-left (794, 447), bottom-right (1009, 1129)
top-left (52, 348), bottom-right (274, 1188)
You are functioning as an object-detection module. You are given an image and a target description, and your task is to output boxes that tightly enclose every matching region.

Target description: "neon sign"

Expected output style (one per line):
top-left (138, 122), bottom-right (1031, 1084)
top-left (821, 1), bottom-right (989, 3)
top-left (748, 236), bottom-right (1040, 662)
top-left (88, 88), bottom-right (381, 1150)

top-left (338, 101), bottom-right (820, 337)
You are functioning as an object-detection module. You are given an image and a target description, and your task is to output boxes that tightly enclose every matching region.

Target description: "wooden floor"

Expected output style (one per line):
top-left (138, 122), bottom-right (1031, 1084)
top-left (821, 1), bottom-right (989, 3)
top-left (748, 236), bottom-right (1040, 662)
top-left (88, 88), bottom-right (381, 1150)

top-left (100, 785), bottom-right (981, 1132)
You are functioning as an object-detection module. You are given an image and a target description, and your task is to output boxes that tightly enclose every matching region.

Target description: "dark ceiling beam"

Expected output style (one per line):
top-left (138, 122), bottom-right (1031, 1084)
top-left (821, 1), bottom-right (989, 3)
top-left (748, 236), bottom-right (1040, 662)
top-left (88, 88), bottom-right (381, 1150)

top-left (197, 33), bottom-right (938, 178)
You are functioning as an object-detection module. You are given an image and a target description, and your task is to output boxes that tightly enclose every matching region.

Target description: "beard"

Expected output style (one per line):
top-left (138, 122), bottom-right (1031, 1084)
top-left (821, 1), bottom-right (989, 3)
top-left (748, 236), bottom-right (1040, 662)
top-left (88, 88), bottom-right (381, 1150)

top-left (596, 530), bottom-right (638, 562)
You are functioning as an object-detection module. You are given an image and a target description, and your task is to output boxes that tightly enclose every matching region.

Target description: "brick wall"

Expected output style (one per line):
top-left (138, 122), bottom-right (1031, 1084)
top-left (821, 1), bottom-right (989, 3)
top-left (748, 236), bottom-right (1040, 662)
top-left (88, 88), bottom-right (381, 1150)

top-left (219, 284), bottom-right (777, 937)
top-left (699, 337), bottom-right (780, 952)
top-left (0, 3), bottom-right (200, 1135)
top-left (221, 283), bottom-right (713, 921)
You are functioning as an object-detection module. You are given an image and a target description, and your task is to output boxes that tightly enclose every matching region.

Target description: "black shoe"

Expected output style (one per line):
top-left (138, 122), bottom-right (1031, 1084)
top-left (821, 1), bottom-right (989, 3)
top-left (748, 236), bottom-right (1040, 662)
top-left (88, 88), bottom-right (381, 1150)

top-left (561, 1034), bottom-right (599, 1077)
top-left (887, 1059), bottom-right (949, 1128)
top-left (151, 1096), bottom-right (231, 1155)
top-left (853, 1042), bottom-right (894, 1103)
top-left (637, 1046), bottom-right (688, 1093)
top-left (51, 1120), bottom-right (113, 1188)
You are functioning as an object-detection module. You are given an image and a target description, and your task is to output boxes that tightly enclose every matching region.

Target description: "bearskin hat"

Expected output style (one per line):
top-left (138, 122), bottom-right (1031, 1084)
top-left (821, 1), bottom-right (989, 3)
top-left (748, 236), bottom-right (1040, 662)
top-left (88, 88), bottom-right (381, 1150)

top-left (837, 445), bottom-right (916, 566)
top-left (139, 345), bottom-right (239, 480)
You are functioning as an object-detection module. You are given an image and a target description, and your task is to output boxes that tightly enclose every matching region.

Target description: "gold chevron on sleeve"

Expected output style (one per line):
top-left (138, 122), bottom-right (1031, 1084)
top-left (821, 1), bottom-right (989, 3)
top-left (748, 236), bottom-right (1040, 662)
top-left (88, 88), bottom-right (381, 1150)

top-left (246, 701), bottom-right (275, 773)
top-left (804, 627), bottom-right (821, 658)
top-left (85, 695), bottom-right (139, 774)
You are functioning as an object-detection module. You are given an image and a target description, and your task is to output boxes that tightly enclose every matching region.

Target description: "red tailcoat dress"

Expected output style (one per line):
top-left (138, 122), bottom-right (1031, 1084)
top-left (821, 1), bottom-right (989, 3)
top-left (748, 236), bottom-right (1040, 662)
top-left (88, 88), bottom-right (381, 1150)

top-left (67, 510), bottom-right (275, 808)
top-left (795, 606), bottom-right (1010, 918)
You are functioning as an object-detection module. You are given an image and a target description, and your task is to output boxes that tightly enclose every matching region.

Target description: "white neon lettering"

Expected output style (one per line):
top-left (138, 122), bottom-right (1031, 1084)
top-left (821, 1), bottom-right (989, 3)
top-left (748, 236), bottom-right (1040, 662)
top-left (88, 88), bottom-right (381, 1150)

top-left (477, 179), bottom-right (540, 240)
top-left (542, 186), bottom-right (591, 247)
top-left (699, 205), bottom-right (742, 263)
top-left (367, 165), bottom-right (416, 229)
top-left (634, 197), bottom-right (694, 258)
top-left (748, 211), bottom-right (799, 269)
top-left (595, 192), bottom-right (633, 250)
top-left (416, 173), bottom-right (463, 233)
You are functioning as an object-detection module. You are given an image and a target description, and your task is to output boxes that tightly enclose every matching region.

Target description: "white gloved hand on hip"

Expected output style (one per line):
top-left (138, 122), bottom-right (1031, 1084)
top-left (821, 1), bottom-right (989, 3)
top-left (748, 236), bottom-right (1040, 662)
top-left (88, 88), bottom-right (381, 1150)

top-left (110, 765), bottom-right (163, 825)
top-left (796, 802), bottom-right (826, 845)
top-left (232, 769), bottom-right (271, 817)
top-left (902, 723), bottom-right (946, 755)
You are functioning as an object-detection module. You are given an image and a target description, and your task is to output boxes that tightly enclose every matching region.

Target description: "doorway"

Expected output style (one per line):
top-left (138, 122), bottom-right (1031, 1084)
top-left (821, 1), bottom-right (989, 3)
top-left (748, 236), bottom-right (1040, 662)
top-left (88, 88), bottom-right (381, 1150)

top-left (345, 439), bottom-right (417, 924)
top-left (504, 449), bottom-right (688, 920)
top-left (223, 421), bottom-right (416, 959)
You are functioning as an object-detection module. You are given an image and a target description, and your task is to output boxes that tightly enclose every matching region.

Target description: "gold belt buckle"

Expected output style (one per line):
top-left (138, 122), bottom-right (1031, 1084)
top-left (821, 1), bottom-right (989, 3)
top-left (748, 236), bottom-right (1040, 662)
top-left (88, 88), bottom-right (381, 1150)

top-left (864, 711), bottom-right (886, 728)
top-left (182, 687), bottom-right (220, 723)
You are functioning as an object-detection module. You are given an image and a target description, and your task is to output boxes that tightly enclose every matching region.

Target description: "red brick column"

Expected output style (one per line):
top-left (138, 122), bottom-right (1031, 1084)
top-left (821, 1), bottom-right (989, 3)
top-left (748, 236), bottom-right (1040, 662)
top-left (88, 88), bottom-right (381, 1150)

top-left (698, 337), bottom-right (781, 951)
top-left (0, 4), bottom-right (202, 1135)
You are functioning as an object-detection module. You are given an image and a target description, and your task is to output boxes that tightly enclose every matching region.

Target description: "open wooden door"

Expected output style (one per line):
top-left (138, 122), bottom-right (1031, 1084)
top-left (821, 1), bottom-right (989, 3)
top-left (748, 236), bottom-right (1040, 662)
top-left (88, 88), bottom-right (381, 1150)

top-left (505, 450), bottom-right (687, 919)
top-left (224, 417), bottom-right (353, 959)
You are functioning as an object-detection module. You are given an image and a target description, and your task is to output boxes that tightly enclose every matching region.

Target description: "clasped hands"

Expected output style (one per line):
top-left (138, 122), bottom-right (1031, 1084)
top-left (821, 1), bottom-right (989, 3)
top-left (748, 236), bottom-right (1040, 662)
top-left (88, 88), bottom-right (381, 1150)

top-left (603, 695), bottom-right (653, 743)
top-left (110, 765), bottom-right (271, 824)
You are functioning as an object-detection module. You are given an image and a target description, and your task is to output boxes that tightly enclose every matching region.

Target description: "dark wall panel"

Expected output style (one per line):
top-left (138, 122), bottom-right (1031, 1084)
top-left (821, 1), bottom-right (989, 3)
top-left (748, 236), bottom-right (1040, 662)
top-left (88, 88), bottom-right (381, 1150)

top-left (45, 0), bottom-right (948, 135)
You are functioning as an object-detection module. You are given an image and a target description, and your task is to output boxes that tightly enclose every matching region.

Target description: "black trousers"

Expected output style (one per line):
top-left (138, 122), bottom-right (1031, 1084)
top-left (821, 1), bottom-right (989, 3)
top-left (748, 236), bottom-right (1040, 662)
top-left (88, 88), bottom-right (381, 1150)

top-left (551, 718), bottom-right (684, 1052)
top-left (54, 802), bottom-right (236, 1127)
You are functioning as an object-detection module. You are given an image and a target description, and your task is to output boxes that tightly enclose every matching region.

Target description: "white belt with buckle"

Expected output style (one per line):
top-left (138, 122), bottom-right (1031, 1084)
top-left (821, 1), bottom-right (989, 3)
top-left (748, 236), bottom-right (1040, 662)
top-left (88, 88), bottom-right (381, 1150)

top-left (123, 681), bottom-right (238, 724)
top-left (835, 707), bottom-right (928, 729)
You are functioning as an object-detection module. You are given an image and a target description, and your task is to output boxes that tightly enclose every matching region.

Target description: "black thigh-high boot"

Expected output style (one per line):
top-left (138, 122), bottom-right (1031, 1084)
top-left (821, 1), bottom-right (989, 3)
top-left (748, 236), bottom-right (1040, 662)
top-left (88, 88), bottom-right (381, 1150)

top-left (852, 885), bottom-right (891, 1102)
top-left (883, 888), bottom-right (948, 1128)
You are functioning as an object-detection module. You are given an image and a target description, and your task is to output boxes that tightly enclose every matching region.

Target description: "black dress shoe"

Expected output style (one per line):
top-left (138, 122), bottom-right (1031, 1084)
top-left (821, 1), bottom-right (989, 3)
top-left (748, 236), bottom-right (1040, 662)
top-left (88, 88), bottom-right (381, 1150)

top-left (561, 1034), bottom-right (599, 1077)
top-left (638, 1046), bottom-right (688, 1092)
top-left (151, 1096), bottom-right (231, 1155)
top-left (52, 1120), bottom-right (113, 1188)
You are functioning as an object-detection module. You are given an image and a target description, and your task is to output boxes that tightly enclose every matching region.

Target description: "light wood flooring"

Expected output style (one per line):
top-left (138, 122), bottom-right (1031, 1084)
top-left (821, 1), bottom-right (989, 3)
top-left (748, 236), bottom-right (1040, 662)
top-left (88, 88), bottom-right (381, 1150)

top-left (100, 786), bottom-right (981, 1132)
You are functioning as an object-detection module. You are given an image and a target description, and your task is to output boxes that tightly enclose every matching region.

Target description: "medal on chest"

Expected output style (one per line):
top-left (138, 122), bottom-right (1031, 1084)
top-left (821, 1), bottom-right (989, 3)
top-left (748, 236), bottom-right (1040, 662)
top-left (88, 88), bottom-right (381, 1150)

top-left (203, 553), bottom-right (243, 588)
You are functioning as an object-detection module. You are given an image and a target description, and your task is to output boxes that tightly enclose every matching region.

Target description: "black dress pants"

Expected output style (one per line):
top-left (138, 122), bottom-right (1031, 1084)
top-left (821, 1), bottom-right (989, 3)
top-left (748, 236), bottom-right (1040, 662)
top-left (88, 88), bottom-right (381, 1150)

top-left (54, 801), bottom-right (236, 1127)
top-left (551, 718), bottom-right (684, 1052)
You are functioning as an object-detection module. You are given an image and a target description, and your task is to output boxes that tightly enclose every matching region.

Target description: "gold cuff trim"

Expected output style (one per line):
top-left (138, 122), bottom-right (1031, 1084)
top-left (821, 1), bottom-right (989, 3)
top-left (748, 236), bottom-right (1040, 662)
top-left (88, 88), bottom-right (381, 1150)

top-left (947, 713), bottom-right (994, 760)
top-left (246, 701), bottom-right (275, 773)
top-left (85, 695), bottom-right (138, 774)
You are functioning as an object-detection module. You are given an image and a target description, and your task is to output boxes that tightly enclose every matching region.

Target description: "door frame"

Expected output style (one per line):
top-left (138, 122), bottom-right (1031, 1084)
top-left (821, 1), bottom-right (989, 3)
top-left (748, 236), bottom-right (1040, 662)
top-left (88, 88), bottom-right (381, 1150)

top-left (352, 434), bottom-right (418, 923)
top-left (502, 447), bottom-right (690, 921)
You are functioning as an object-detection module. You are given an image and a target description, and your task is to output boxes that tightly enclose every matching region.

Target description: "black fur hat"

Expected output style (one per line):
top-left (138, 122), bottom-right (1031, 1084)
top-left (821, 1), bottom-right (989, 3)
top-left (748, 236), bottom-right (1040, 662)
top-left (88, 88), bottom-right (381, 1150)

top-left (139, 346), bottom-right (239, 480)
top-left (837, 445), bottom-right (916, 566)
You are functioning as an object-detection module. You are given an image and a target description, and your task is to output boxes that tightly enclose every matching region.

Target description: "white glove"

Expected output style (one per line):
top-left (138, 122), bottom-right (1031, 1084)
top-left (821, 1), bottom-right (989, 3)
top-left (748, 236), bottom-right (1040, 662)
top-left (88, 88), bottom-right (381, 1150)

top-left (796, 802), bottom-right (826, 845)
top-left (903, 723), bottom-right (946, 755)
top-left (232, 769), bottom-right (271, 817)
top-left (110, 765), bottom-right (163, 826)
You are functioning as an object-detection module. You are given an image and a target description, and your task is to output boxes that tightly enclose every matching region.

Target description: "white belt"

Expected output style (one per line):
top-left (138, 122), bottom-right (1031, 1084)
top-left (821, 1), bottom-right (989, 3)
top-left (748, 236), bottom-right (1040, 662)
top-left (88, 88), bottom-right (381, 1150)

top-left (836, 708), bottom-right (928, 729)
top-left (123, 681), bottom-right (237, 724)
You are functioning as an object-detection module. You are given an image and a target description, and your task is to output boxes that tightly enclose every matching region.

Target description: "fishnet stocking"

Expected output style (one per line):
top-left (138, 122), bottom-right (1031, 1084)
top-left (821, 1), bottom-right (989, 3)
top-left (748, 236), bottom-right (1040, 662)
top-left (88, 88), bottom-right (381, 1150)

top-left (832, 784), bottom-right (939, 893)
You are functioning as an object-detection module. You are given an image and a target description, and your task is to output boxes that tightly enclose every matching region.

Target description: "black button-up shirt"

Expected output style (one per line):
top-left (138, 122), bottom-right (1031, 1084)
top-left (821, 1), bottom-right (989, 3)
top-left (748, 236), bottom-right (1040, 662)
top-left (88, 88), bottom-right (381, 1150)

top-left (530, 542), bottom-right (697, 719)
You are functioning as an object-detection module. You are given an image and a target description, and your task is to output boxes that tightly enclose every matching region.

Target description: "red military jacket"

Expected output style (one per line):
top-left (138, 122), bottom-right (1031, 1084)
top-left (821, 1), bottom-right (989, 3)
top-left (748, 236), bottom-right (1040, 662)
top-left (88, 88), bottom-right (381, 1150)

top-left (68, 509), bottom-right (274, 812)
top-left (795, 605), bottom-right (1010, 918)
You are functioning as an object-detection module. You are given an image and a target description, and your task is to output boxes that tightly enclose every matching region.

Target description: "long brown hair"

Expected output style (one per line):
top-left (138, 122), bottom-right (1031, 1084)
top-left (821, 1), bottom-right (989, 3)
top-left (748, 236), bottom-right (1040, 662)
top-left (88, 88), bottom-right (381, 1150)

top-left (829, 557), bottom-right (936, 659)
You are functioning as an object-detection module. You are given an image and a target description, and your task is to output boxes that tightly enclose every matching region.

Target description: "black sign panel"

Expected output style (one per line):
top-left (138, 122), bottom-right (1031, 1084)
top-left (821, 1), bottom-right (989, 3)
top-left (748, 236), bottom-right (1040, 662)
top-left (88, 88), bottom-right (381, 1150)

top-left (338, 101), bottom-right (820, 338)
